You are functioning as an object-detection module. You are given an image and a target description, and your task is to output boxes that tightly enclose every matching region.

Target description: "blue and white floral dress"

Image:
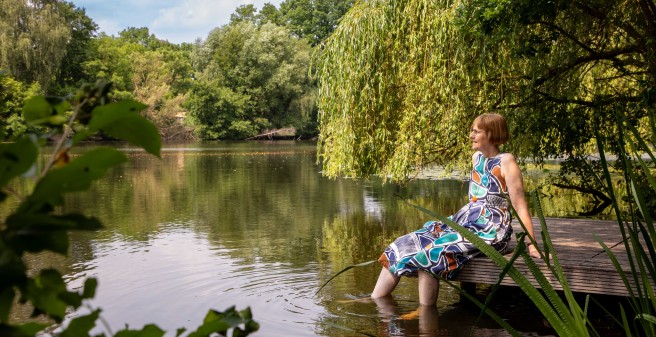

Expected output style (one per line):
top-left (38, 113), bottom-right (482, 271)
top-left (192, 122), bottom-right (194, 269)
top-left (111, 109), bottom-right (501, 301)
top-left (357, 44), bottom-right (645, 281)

top-left (378, 152), bottom-right (513, 279)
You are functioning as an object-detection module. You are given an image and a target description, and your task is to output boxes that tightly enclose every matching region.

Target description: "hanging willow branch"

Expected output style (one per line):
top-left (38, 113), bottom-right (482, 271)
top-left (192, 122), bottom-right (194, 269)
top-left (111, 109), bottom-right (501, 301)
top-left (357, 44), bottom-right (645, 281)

top-left (313, 0), bottom-right (520, 181)
top-left (313, 0), bottom-right (655, 181)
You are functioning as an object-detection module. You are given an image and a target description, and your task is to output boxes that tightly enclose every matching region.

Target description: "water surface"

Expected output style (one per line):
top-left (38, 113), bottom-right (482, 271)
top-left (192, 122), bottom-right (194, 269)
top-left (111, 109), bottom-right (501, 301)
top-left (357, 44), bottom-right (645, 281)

top-left (13, 141), bottom-right (604, 336)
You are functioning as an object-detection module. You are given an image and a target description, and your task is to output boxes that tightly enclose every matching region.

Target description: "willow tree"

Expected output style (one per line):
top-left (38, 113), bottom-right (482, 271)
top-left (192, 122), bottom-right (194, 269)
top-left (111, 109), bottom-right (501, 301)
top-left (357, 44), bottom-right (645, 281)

top-left (315, 0), bottom-right (656, 190)
top-left (0, 0), bottom-right (70, 90)
top-left (314, 0), bottom-right (517, 180)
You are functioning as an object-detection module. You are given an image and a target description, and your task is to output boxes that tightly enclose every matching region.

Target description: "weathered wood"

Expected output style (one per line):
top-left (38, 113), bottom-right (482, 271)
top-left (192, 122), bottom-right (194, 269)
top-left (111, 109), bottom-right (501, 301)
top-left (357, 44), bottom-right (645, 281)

top-left (453, 217), bottom-right (655, 298)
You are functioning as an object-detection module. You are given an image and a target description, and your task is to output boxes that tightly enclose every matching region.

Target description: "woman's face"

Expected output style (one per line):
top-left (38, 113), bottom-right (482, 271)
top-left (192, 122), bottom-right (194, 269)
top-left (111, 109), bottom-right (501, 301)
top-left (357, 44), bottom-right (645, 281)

top-left (469, 122), bottom-right (491, 151)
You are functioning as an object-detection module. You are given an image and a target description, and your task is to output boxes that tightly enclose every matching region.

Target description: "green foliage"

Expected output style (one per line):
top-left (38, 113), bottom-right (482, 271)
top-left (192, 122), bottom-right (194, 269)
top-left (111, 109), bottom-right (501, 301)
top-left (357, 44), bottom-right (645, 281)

top-left (187, 21), bottom-right (316, 139)
top-left (593, 112), bottom-right (656, 336)
top-left (230, 4), bottom-right (258, 24)
top-left (52, 2), bottom-right (99, 94)
top-left (227, 0), bottom-right (355, 45)
top-left (82, 35), bottom-right (138, 98)
top-left (78, 30), bottom-right (194, 140)
top-left (315, 0), bottom-right (655, 186)
top-left (315, 0), bottom-right (479, 180)
top-left (0, 0), bottom-right (71, 90)
top-left (0, 82), bottom-right (257, 336)
top-left (279, 0), bottom-right (356, 46)
top-left (0, 71), bottom-right (42, 140)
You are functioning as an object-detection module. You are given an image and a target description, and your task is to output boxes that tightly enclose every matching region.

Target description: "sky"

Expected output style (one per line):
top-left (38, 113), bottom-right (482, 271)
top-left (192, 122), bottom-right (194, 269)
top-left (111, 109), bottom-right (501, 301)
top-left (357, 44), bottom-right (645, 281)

top-left (70, 0), bottom-right (285, 44)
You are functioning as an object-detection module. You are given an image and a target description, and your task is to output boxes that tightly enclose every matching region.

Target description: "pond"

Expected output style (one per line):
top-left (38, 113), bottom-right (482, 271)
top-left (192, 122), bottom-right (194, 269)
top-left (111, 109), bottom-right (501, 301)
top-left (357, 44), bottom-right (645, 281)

top-left (10, 141), bottom-right (612, 336)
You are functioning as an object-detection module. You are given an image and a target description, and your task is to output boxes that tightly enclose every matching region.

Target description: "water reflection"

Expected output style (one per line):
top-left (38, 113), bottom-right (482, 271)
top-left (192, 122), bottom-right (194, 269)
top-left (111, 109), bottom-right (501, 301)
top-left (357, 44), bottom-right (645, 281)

top-left (7, 141), bottom-right (615, 336)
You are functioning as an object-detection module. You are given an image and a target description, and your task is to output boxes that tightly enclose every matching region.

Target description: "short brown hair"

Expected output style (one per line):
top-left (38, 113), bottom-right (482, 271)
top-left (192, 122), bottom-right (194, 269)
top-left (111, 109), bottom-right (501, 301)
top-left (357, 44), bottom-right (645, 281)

top-left (473, 113), bottom-right (509, 145)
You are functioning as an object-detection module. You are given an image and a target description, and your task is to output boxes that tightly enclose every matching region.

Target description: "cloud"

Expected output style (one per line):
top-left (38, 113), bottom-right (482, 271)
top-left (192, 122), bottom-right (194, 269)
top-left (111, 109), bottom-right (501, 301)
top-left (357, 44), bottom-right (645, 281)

top-left (154, 0), bottom-right (233, 29)
top-left (152, 0), bottom-right (284, 42)
top-left (73, 0), bottom-right (284, 44)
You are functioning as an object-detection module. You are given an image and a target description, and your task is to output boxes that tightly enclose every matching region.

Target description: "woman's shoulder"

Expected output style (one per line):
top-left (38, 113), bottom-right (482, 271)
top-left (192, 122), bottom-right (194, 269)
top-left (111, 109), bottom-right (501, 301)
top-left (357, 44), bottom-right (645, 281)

top-left (499, 153), bottom-right (521, 176)
top-left (499, 152), bottom-right (517, 162)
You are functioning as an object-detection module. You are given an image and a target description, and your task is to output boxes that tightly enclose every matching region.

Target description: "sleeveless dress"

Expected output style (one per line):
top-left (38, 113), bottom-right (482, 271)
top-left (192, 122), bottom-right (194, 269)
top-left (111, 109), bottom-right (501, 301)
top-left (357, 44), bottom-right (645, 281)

top-left (378, 152), bottom-right (513, 279)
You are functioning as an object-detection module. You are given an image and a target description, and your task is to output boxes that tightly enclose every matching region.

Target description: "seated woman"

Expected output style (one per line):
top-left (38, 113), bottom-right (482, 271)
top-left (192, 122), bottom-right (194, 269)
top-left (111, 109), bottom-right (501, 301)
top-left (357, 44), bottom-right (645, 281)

top-left (371, 113), bottom-right (539, 306)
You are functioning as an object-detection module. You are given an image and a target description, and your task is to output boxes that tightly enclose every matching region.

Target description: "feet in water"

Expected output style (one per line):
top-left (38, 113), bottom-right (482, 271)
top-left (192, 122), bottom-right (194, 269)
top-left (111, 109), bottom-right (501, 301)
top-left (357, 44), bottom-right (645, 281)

top-left (336, 294), bottom-right (373, 303)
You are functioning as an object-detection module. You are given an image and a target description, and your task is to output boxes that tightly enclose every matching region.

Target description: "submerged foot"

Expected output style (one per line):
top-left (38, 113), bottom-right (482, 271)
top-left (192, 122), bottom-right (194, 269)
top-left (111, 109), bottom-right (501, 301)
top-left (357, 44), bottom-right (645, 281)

top-left (399, 308), bottom-right (420, 320)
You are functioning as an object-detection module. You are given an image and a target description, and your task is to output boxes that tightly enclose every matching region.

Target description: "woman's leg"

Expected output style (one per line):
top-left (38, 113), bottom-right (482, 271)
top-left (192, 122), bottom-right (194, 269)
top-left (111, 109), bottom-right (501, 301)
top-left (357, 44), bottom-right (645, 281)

top-left (371, 268), bottom-right (400, 298)
top-left (418, 271), bottom-right (439, 306)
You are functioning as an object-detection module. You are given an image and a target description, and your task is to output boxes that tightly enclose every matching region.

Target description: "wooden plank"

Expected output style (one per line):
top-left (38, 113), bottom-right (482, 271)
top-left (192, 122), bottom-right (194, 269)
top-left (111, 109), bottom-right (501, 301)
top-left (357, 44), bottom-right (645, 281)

top-left (452, 217), bottom-right (655, 298)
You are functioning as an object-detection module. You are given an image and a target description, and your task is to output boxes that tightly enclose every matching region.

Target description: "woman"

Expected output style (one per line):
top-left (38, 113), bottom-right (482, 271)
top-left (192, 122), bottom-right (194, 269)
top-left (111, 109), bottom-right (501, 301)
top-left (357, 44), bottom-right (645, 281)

top-left (371, 113), bottom-right (540, 306)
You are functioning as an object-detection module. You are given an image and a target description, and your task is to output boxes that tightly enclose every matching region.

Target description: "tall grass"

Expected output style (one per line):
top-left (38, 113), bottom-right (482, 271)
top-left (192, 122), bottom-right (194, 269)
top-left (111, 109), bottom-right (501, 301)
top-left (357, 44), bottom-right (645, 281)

top-left (592, 113), bottom-right (656, 336)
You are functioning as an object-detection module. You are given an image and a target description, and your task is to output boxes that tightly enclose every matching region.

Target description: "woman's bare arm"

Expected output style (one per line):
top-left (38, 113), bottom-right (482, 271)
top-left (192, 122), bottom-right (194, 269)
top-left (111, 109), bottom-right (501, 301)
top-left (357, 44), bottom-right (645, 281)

top-left (501, 153), bottom-right (540, 258)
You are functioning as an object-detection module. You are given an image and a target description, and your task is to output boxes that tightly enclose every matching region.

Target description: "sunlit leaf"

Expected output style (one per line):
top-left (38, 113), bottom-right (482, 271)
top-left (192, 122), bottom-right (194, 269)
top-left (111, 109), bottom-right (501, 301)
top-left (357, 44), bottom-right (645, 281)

top-left (636, 313), bottom-right (656, 324)
top-left (22, 97), bottom-right (52, 123)
top-left (74, 100), bottom-right (161, 157)
top-left (22, 96), bottom-right (70, 126)
top-left (0, 137), bottom-right (38, 188)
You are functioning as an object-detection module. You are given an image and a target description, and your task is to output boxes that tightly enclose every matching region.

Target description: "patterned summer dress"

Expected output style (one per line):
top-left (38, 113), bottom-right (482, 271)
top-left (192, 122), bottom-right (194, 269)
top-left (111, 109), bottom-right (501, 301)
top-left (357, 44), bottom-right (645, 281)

top-left (378, 152), bottom-right (513, 279)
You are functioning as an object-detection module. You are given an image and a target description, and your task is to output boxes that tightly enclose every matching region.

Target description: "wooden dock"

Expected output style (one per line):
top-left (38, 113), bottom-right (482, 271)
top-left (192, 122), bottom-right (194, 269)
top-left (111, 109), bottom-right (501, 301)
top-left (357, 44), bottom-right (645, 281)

top-left (453, 217), bottom-right (654, 297)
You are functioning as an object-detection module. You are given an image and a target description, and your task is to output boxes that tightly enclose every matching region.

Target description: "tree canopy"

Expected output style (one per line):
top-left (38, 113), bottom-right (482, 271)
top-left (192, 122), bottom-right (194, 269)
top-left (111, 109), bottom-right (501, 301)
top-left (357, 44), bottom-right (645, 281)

top-left (186, 21), bottom-right (316, 139)
top-left (0, 0), bottom-right (71, 90)
top-left (315, 0), bottom-right (656, 182)
top-left (1, 1), bottom-right (354, 141)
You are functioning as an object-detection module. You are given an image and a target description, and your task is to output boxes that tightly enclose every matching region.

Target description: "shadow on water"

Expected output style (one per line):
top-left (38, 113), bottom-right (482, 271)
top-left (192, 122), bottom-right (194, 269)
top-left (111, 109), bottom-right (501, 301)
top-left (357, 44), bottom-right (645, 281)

top-left (5, 141), bottom-right (624, 336)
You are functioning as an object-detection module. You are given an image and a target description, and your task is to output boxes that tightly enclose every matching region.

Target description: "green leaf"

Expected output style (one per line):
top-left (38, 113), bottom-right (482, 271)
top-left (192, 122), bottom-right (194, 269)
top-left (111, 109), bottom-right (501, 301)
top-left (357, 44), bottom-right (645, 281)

top-left (20, 147), bottom-right (127, 213)
top-left (75, 100), bottom-right (161, 157)
top-left (114, 324), bottom-right (165, 337)
top-left (6, 213), bottom-right (102, 231)
top-left (0, 137), bottom-right (38, 188)
top-left (58, 309), bottom-right (100, 337)
top-left (0, 287), bottom-right (15, 323)
top-left (22, 97), bottom-right (52, 123)
top-left (9, 229), bottom-right (69, 255)
top-left (187, 319), bottom-right (231, 337)
top-left (187, 307), bottom-right (258, 337)
top-left (25, 270), bottom-right (69, 320)
top-left (22, 96), bottom-right (70, 126)
top-left (0, 322), bottom-right (49, 337)
top-left (636, 313), bottom-right (656, 325)
top-left (0, 245), bottom-right (27, 288)
top-left (82, 278), bottom-right (98, 299)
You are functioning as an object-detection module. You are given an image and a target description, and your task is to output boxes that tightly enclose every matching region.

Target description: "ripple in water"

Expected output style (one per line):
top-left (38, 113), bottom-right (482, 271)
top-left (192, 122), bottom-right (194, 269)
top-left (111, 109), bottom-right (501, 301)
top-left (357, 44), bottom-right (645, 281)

top-left (63, 223), bottom-right (329, 336)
